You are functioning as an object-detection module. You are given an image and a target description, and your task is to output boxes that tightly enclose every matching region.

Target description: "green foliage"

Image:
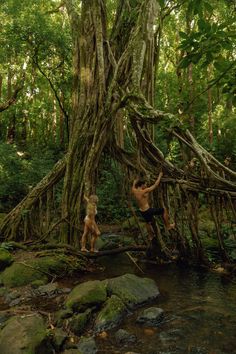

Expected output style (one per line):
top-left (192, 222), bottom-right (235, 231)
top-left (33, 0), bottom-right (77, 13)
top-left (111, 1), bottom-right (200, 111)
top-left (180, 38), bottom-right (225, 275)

top-left (0, 247), bottom-right (13, 270)
top-left (212, 111), bottom-right (236, 163)
top-left (0, 142), bottom-right (62, 211)
top-left (196, 107), bottom-right (236, 165)
top-left (0, 143), bottom-right (28, 208)
top-left (0, 242), bottom-right (14, 251)
top-left (178, 0), bottom-right (236, 101)
top-left (0, 0), bottom-right (72, 149)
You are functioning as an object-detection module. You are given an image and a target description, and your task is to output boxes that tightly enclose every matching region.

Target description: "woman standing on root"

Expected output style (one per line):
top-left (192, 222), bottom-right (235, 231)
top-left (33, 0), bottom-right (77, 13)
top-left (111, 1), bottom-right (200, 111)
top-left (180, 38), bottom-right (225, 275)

top-left (81, 195), bottom-right (101, 252)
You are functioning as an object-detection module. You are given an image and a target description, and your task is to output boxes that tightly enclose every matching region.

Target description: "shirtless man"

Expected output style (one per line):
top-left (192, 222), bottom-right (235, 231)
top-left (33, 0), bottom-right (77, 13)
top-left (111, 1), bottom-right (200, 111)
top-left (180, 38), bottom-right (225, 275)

top-left (132, 172), bottom-right (175, 240)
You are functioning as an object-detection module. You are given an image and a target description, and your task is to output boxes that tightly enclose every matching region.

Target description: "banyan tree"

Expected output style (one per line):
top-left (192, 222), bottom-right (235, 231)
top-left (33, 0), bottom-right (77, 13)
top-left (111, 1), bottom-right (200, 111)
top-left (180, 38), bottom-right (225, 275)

top-left (0, 0), bottom-right (236, 265)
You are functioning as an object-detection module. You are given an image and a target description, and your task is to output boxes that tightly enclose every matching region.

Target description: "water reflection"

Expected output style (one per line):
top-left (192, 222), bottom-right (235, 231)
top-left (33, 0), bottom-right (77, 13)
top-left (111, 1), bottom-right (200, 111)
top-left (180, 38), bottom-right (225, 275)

top-left (95, 255), bottom-right (236, 354)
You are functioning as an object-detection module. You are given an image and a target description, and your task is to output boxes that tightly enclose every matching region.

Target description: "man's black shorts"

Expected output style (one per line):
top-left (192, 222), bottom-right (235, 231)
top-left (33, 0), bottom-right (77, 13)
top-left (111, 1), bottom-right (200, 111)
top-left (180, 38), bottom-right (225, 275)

top-left (140, 207), bottom-right (164, 223)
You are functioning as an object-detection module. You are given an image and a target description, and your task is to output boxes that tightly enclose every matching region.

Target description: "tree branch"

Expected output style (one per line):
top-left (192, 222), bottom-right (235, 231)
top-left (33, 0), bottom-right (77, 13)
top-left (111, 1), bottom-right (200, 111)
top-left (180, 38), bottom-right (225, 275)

top-left (0, 74), bottom-right (25, 112)
top-left (32, 55), bottom-right (70, 137)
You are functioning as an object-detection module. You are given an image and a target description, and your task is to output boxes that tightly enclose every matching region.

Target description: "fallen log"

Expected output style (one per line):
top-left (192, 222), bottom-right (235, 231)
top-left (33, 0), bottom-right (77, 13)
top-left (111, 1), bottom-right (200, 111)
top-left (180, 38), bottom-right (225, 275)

top-left (78, 245), bottom-right (147, 258)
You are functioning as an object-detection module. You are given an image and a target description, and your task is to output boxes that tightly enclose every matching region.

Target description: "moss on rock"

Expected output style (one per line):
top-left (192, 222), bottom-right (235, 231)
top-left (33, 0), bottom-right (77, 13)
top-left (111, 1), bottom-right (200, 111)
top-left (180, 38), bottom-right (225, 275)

top-left (0, 314), bottom-right (48, 354)
top-left (65, 280), bottom-right (107, 312)
top-left (0, 248), bottom-right (13, 270)
top-left (69, 309), bottom-right (92, 335)
top-left (105, 273), bottom-right (160, 309)
top-left (94, 295), bottom-right (127, 332)
top-left (1, 262), bottom-right (48, 288)
top-left (1, 254), bottom-right (87, 288)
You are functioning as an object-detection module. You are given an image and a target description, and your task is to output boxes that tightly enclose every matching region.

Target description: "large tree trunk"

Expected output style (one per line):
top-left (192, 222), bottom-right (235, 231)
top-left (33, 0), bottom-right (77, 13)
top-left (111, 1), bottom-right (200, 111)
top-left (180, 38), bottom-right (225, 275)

top-left (60, 0), bottom-right (161, 245)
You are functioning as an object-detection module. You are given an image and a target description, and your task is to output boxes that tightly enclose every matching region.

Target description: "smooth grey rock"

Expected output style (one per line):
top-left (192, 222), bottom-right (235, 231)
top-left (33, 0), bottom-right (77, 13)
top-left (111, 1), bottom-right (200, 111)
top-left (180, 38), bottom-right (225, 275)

top-left (136, 307), bottom-right (164, 326)
top-left (61, 287), bottom-right (71, 294)
top-left (34, 282), bottom-right (60, 297)
top-left (115, 329), bottom-right (137, 345)
top-left (4, 290), bottom-right (21, 302)
top-left (77, 337), bottom-right (97, 354)
top-left (9, 298), bottom-right (22, 306)
top-left (105, 273), bottom-right (159, 309)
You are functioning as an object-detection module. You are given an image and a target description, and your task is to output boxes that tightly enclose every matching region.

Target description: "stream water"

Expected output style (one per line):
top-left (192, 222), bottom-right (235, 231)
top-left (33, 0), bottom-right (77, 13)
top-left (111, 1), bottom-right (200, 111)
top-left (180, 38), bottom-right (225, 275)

top-left (1, 252), bottom-right (235, 354)
top-left (78, 254), bottom-right (236, 354)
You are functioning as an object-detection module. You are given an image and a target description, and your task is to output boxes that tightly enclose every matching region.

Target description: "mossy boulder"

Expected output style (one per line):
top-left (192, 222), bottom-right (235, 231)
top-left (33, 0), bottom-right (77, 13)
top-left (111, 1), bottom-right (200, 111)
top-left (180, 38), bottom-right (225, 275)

top-left (54, 309), bottom-right (73, 326)
top-left (68, 309), bottom-right (92, 336)
top-left (0, 314), bottom-right (49, 354)
top-left (0, 248), bottom-right (13, 270)
top-left (65, 280), bottom-right (107, 312)
top-left (94, 295), bottom-right (127, 332)
top-left (1, 262), bottom-right (48, 287)
top-left (1, 253), bottom-right (87, 287)
top-left (1, 254), bottom-right (86, 288)
top-left (51, 328), bottom-right (68, 352)
top-left (105, 273), bottom-right (160, 309)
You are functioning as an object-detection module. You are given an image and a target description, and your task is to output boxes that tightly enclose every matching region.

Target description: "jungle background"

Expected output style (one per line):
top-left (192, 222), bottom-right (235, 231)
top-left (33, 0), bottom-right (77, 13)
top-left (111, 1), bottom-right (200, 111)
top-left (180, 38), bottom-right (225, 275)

top-left (0, 0), bottom-right (236, 265)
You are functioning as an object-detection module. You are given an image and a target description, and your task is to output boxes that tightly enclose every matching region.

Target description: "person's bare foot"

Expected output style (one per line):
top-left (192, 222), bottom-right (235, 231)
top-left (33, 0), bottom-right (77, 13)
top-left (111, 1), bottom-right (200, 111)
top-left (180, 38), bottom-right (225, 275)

top-left (81, 247), bottom-right (89, 252)
top-left (167, 223), bottom-right (175, 231)
top-left (90, 248), bottom-right (99, 253)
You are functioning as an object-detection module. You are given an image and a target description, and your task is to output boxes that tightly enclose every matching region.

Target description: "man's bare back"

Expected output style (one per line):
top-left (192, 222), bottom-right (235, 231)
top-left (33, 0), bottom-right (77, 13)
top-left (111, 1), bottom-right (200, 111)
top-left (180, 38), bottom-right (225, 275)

top-left (132, 172), bottom-right (163, 211)
top-left (132, 188), bottom-right (150, 211)
top-left (131, 172), bottom-right (175, 231)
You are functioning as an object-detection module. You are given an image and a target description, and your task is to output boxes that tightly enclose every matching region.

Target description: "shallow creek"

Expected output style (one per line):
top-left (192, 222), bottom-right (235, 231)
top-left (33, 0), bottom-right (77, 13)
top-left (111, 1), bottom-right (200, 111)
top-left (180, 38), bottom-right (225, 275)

top-left (76, 254), bottom-right (236, 354)
top-left (2, 253), bottom-right (236, 354)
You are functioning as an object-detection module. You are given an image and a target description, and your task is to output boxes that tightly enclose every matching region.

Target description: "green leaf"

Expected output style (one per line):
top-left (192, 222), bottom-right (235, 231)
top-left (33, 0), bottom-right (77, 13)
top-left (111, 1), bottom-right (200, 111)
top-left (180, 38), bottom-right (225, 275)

top-left (221, 41), bottom-right (233, 50)
top-left (203, 1), bottom-right (213, 15)
top-left (232, 96), bottom-right (236, 107)
top-left (178, 56), bottom-right (191, 69)
top-left (158, 0), bottom-right (165, 8)
top-left (191, 53), bottom-right (202, 64)
top-left (194, 1), bottom-right (203, 16)
top-left (179, 31), bottom-right (188, 39)
top-left (198, 19), bottom-right (207, 31)
top-left (213, 59), bottom-right (228, 71)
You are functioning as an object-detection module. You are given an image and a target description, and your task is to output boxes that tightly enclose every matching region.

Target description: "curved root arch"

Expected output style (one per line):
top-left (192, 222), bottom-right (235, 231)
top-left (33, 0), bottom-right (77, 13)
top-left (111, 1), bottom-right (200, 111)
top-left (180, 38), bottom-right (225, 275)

top-left (111, 116), bottom-right (236, 263)
top-left (0, 118), bottom-right (235, 265)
